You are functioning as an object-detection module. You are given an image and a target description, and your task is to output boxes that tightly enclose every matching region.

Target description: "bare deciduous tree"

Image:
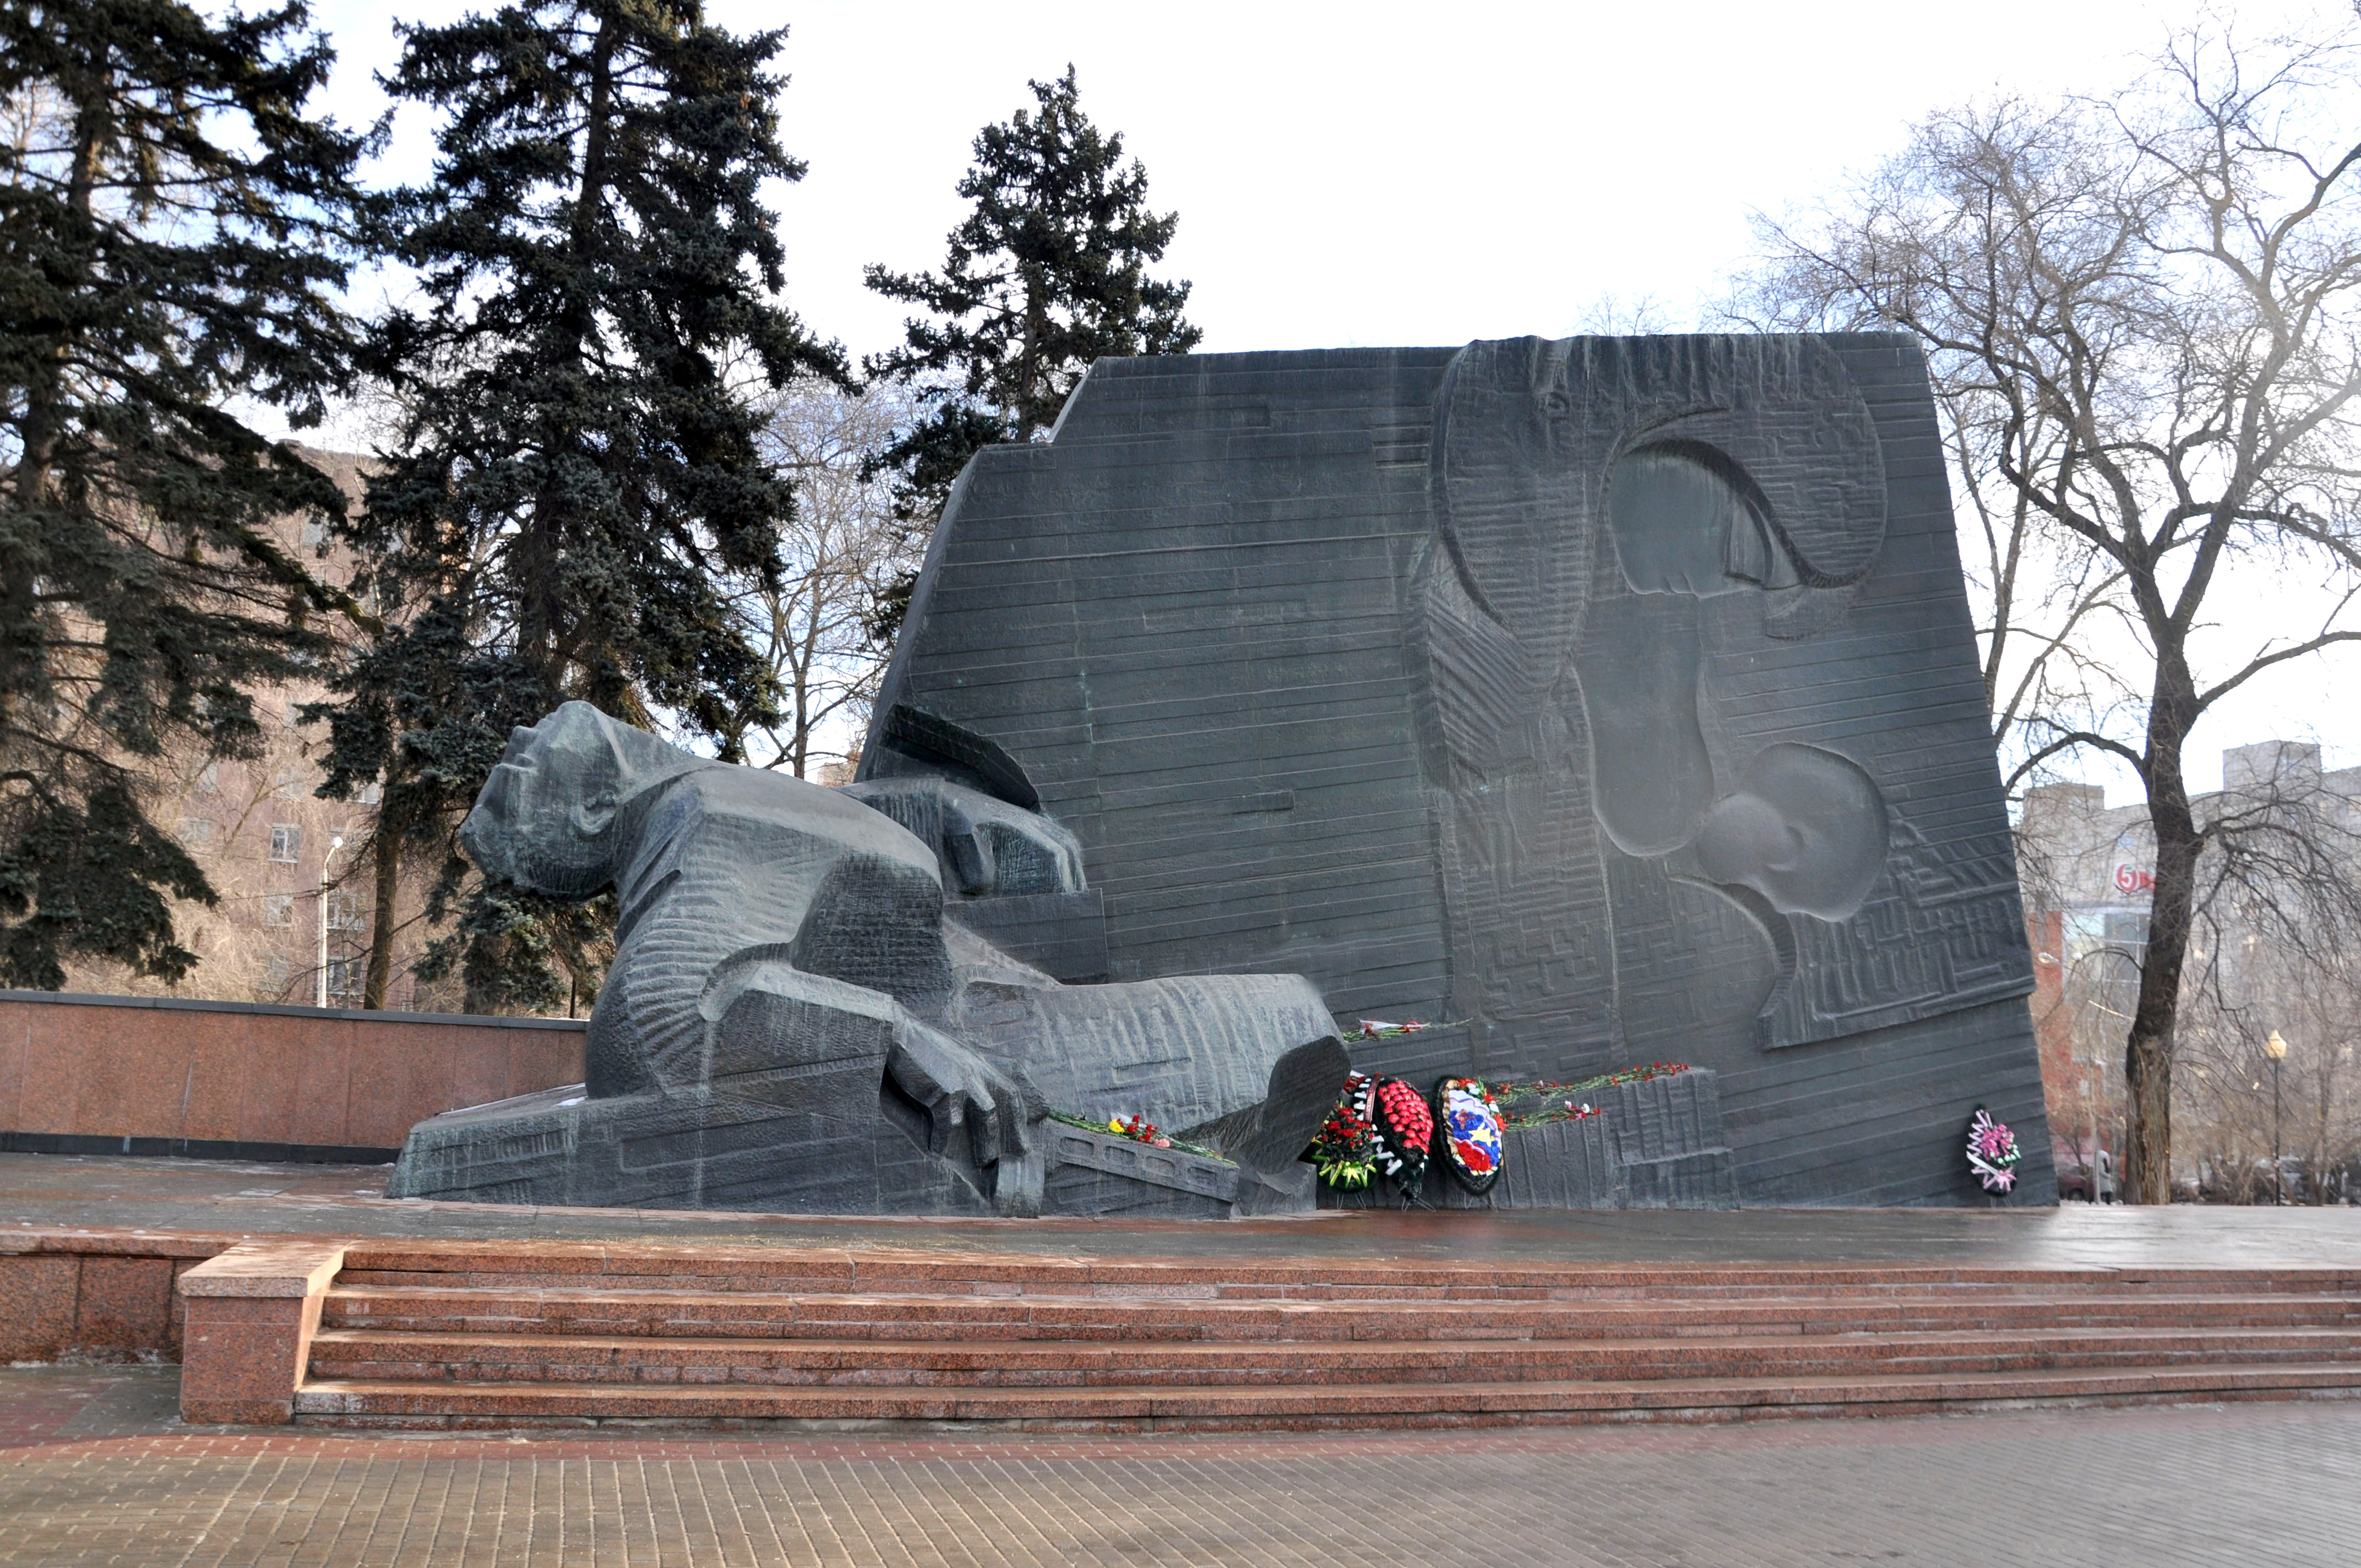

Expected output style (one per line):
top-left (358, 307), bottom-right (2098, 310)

top-left (2172, 757), bottom-right (2361, 1201)
top-left (2178, 937), bottom-right (2361, 1203)
top-left (1737, 22), bottom-right (2361, 1200)
top-left (725, 385), bottom-right (926, 778)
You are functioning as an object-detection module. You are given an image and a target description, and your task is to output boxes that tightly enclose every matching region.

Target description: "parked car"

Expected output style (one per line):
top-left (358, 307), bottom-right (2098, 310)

top-left (2209, 1156), bottom-right (2316, 1204)
top-left (2264, 1156), bottom-right (2311, 1205)
top-left (2058, 1150), bottom-right (2119, 1202)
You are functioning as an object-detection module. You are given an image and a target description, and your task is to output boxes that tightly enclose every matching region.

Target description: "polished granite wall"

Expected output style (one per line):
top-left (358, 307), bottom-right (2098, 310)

top-left (0, 991), bottom-right (584, 1159)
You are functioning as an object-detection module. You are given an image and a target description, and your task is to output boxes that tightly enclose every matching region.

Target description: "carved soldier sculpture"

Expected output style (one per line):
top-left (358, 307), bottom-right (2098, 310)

top-left (386, 703), bottom-right (1348, 1215)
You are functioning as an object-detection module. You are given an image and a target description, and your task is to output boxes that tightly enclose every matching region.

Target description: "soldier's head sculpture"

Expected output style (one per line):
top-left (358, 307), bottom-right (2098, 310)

top-left (461, 703), bottom-right (702, 897)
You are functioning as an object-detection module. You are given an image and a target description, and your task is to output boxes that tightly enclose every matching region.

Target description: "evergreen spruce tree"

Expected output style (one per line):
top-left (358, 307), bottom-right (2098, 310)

top-left (861, 66), bottom-right (1198, 637)
top-left (0, 0), bottom-right (369, 988)
top-left (320, 0), bottom-right (841, 1012)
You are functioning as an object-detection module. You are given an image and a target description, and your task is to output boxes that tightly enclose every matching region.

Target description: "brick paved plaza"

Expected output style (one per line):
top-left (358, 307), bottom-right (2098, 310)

top-left (0, 1365), bottom-right (2353, 1566)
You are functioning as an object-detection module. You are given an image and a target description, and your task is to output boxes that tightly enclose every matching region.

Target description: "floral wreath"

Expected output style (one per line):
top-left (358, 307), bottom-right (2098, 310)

top-left (1432, 1076), bottom-right (1505, 1195)
top-left (1306, 1072), bottom-right (1378, 1189)
top-left (1965, 1107), bottom-right (2021, 1195)
top-left (1368, 1075), bottom-right (1434, 1201)
top-left (1308, 1071), bottom-right (1436, 1200)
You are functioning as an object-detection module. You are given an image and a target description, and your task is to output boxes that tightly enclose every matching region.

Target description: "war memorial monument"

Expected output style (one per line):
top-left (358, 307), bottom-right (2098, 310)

top-left (55, 333), bottom-right (2361, 1450)
top-left (389, 333), bottom-right (2058, 1213)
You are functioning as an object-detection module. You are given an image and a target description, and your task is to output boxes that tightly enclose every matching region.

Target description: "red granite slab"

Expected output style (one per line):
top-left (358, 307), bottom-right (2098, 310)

top-left (0, 1257), bottom-right (80, 1362)
top-left (70, 1256), bottom-right (175, 1351)
top-left (177, 1240), bottom-right (348, 1424)
top-left (287, 1360), bottom-right (2361, 1429)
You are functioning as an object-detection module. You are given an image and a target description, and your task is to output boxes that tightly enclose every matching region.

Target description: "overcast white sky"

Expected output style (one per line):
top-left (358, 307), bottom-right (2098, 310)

top-left (305, 0), bottom-right (2358, 795)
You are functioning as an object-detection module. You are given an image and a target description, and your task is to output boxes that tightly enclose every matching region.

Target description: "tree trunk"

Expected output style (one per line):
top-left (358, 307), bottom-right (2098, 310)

top-left (1014, 287), bottom-right (1047, 438)
top-left (790, 574), bottom-right (819, 777)
top-left (520, 11), bottom-right (619, 696)
top-left (361, 822), bottom-right (400, 1009)
top-left (2124, 662), bottom-right (2202, 1203)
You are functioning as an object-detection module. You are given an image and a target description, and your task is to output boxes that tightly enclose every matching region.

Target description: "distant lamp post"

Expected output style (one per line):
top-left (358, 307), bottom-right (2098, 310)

top-left (2264, 1029), bottom-right (2288, 1205)
top-left (317, 833), bottom-right (345, 1009)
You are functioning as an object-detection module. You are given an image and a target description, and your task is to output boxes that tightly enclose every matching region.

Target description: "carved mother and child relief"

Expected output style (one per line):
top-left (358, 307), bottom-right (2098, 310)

top-left (1416, 336), bottom-right (1895, 1068)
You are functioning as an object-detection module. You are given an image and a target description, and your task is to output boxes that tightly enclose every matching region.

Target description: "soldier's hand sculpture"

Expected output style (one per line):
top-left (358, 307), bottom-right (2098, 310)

top-left (389, 703), bottom-right (1348, 1216)
top-left (840, 775), bottom-right (1086, 898)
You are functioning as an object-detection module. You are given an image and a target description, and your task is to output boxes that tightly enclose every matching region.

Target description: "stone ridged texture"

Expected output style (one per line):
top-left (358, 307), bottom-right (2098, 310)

top-left (1601, 1070), bottom-right (1740, 1210)
top-left (244, 1239), bottom-right (2361, 1431)
top-left (864, 337), bottom-right (2057, 1206)
top-left (1324, 1068), bottom-right (1737, 1210)
top-left (387, 705), bottom-right (1347, 1217)
top-left (1041, 1124), bottom-right (1239, 1219)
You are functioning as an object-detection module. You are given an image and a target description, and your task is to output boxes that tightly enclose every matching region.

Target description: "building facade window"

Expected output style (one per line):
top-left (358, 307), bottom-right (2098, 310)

top-left (263, 893), bottom-right (296, 927)
top-left (269, 824), bottom-right (301, 862)
top-left (325, 889), bottom-right (366, 932)
top-left (325, 956), bottom-right (363, 1003)
top-left (176, 818), bottom-right (216, 849)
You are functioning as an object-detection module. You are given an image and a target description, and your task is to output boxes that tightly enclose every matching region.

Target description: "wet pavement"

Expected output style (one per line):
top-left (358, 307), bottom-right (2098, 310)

top-left (1, 1364), bottom-right (2357, 1567)
top-left (6, 1151), bottom-right (2361, 1267)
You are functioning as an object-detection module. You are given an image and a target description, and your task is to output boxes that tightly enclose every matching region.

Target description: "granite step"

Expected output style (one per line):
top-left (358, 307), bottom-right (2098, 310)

top-left (281, 1248), bottom-right (2361, 1430)
top-left (287, 1361), bottom-right (2361, 1430)
top-left (304, 1325), bottom-right (2361, 1389)
top-left (329, 1247), bottom-right (2361, 1304)
top-left (317, 1285), bottom-right (2361, 1343)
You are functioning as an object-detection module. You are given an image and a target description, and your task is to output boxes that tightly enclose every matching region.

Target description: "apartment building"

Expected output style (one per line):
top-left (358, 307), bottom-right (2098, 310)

top-left (60, 451), bottom-right (449, 1011)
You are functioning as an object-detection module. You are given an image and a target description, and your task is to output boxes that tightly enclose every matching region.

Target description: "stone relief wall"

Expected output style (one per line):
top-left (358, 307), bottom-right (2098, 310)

top-left (1414, 334), bottom-right (2025, 1071)
top-left (866, 335), bottom-right (2055, 1205)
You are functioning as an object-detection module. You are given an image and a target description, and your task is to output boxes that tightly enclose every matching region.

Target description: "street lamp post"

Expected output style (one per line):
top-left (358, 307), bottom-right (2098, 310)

top-left (316, 833), bottom-right (345, 1009)
top-left (2265, 1028), bottom-right (2288, 1205)
top-left (2079, 1041), bottom-right (2108, 1201)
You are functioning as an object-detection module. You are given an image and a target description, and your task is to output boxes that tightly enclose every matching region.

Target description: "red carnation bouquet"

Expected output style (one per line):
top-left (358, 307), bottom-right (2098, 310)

top-left (1108, 1113), bottom-right (1170, 1148)
top-left (1369, 1075), bottom-right (1433, 1200)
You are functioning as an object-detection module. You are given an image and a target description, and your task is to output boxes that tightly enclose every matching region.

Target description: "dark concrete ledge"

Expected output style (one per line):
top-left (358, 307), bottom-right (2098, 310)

top-left (0, 1131), bottom-right (399, 1166)
top-left (0, 988), bottom-right (587, 1030)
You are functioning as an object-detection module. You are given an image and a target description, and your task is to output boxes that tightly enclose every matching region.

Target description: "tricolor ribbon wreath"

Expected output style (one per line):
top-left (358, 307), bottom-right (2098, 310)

top-left (1432, 1076), bottom-right (1504, 1196)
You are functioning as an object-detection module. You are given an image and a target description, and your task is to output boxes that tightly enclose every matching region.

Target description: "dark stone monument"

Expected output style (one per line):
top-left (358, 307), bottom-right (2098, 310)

top-left (387, 703), bottom-right (1347, 1214)
top-left (1323, 1070), bottom-right (1738, 1211)
top-left (863, 334), bottom-right (2057, 1206)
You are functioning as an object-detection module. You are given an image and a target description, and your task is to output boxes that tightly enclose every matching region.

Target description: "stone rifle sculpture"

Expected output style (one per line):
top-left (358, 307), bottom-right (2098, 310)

top-left (385, 702), bottom-right (1348, 1215)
